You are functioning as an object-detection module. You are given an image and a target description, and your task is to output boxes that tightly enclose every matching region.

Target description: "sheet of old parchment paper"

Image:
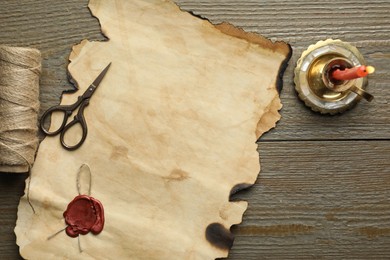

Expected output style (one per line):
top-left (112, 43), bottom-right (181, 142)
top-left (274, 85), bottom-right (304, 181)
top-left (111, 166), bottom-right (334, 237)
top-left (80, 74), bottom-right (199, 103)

top-left (15, 0), bottom-right (291, 259)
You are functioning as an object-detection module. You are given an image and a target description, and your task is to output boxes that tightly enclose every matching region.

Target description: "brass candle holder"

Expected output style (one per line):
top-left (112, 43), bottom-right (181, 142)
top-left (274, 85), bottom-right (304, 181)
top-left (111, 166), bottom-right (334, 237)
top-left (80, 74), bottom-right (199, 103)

top-left (294, 39), bottom-right (373, 114)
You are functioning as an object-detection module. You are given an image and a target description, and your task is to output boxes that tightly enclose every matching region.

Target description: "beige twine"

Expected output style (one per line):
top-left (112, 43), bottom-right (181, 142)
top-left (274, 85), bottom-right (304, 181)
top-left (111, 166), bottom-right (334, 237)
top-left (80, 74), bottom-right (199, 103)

top-left (0, 45), bottom-right (41, 173)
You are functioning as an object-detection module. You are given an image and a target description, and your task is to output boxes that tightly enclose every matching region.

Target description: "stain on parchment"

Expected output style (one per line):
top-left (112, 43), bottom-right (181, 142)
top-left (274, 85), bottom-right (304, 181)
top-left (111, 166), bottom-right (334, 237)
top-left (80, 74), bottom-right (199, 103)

top-left (163, 168), bottom-right (190, 182)
top-left (215, 22), bottom-right (290, 58)
top-left (206, 223), bottom-right (234, 250)
top-left (219, 204), bottom-right (230, 221)
top-left (110, 145), bottom-right (129, 160)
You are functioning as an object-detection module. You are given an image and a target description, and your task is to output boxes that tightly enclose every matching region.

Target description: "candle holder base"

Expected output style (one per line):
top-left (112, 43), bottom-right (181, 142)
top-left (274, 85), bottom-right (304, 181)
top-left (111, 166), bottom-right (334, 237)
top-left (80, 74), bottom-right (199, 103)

top-left (294, 39), bottom-right (373, 115)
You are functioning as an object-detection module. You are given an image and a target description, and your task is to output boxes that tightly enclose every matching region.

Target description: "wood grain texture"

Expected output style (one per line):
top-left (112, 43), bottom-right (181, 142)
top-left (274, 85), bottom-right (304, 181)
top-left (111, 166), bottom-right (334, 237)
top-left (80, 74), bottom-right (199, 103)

top-left (229, 141), bottom-right (390, 259)
top-left (0, 0), bottom-right (389, 259)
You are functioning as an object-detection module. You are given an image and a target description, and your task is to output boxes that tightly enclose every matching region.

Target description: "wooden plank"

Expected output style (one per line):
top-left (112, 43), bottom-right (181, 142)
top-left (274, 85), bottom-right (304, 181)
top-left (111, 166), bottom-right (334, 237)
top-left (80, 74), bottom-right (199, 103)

top-left (0, 174), bottom-right (25, 260)
top-left (229, 140), bottom-right (390, 259)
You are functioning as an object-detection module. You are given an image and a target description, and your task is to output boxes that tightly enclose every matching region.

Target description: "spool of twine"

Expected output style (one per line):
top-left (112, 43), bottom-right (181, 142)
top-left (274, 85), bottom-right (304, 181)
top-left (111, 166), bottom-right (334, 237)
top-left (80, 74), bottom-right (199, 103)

top-left (0, 45), bottom-right (41, 173)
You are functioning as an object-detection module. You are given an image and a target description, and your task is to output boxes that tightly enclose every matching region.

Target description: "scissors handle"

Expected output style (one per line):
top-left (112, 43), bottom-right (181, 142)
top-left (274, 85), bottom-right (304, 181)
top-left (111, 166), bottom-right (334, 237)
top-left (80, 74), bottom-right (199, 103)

top-left (40, 104), bottom-right (74, 136)
top-left (59, 100), bottom-right (89, 151)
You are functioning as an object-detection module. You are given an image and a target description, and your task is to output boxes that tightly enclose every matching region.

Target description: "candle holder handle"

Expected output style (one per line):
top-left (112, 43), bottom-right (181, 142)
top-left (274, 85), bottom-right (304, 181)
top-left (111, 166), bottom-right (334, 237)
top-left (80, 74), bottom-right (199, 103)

top-left (350, 85), bottom-right (374, 102)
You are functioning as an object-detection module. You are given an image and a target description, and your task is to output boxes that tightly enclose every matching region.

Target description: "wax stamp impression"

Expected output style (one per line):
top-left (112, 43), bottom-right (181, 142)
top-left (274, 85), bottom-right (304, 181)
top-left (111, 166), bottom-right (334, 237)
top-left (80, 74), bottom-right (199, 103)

top-left (62, 164), bottom-right (105, 238)
top-left (46, 164), bottom-right (105, 243)
top-left (64, 194), bottom-right (104, 237)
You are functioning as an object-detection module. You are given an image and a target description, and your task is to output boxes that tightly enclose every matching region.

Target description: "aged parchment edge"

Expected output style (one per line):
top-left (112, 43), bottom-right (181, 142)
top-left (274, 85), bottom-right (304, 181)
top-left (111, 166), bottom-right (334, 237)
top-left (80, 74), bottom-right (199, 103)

top-left (15, 0), bottom-right (292, 258)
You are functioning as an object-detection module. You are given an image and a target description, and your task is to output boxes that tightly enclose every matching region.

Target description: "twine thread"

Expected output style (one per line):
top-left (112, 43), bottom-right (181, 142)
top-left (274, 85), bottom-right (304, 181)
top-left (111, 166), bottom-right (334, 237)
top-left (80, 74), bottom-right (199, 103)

top-left (0, 45), bottom-right (41, 173)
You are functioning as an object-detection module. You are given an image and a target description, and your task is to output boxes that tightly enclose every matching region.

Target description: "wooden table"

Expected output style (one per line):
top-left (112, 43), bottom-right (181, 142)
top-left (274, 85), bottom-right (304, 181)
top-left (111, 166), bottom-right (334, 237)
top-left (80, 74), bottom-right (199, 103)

top-left (1, 1), bottom-right (389, 259)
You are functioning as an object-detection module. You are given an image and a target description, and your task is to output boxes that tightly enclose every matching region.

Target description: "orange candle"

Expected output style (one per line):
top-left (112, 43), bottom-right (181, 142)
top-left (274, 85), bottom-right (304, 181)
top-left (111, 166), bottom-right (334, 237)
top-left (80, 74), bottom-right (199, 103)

top-left (332, 65), bottom-right (375, 81)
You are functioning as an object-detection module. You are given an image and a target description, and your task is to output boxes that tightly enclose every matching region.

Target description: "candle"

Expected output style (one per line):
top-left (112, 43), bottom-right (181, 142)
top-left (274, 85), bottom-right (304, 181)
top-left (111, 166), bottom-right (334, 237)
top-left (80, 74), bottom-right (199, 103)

top-left (331, 65), bottom-right (375, 81)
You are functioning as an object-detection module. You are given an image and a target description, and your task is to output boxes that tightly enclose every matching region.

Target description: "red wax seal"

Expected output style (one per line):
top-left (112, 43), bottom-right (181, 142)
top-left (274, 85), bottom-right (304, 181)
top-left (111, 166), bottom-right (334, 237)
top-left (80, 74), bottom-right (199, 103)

top-left (63, 195), bottom-right (105, 237)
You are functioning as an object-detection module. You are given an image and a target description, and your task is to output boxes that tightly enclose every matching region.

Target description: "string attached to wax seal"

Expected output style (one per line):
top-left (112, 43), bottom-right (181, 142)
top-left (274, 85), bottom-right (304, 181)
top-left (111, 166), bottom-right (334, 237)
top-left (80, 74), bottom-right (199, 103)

top-left (0, 45), bottom-right (41, 173)
top-left (47, 164), bottom-right (105, 253)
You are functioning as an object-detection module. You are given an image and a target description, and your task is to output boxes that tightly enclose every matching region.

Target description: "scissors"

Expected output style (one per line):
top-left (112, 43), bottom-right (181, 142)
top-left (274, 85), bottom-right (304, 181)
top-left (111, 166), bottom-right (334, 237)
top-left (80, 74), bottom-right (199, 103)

top-left (40, 63), bottom-right (111, 151)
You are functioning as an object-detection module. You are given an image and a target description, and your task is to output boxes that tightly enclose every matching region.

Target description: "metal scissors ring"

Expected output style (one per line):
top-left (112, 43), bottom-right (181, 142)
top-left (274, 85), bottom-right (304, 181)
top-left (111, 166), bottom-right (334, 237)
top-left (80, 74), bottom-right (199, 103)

top-left (40, 63), bottom-right (111, 150)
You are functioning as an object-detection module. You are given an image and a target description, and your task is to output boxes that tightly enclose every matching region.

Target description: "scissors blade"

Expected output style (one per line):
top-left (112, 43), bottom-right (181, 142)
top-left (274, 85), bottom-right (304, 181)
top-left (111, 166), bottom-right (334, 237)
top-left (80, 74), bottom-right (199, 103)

top-left (91, 62), bottom-right (112, 88)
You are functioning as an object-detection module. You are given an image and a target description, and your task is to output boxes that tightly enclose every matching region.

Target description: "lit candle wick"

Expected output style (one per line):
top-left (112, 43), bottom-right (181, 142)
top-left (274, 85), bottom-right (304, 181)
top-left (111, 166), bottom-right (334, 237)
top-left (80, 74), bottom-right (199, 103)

top-left (331, 65), bottom-right (375, 81)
